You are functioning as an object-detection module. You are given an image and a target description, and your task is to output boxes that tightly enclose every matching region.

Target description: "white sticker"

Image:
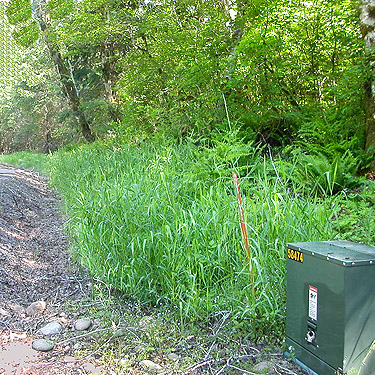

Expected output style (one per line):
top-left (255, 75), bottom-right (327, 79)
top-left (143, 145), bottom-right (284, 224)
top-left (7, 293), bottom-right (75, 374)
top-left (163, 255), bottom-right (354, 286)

top-left (309, 286), bottom-right (318, 321)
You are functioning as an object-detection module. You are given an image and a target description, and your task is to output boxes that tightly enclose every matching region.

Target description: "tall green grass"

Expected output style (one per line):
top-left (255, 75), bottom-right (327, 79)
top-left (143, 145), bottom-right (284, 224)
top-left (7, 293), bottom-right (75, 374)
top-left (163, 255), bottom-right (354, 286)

top-left (45, 141), bottom-right (336, 336)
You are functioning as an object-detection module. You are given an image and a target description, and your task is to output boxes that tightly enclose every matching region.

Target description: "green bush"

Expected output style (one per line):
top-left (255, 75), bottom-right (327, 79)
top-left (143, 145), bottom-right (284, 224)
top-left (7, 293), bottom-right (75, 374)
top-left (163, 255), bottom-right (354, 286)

top-left (291, 149), bottom-right (362, 196)
top-left (332, 187), bottom-right (375, 246)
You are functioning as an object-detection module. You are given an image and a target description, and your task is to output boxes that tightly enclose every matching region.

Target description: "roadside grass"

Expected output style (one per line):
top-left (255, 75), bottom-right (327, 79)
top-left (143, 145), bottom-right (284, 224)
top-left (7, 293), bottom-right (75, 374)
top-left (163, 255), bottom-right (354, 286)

top-left (1, 142), bottom-right (373, 375)
top-left (0, 151), bottom-right (50, 174)
top-left (45, 140), bottom-right (337, 338)
top-left (2, 141), bottom-right (372, 339)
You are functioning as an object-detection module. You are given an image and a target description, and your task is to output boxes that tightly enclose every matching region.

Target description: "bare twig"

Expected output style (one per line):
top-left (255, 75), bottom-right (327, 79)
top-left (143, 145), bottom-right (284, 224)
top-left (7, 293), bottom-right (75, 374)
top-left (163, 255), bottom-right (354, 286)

top-left (56, 325), bottom-right (141, 347)
top-left (184, 359), bottom-right (215, 374)
top-left (56, 327), bottom-right (113, 346)
top-left (227, 363), bottom-right (258, 374)
top-left (274, 363), bottom-right (299, 375)
top-left (184, 353), bottom-right (283, 375)
top-left (80, 332), bottom-right (115, 361)
top-left (93, 277), bottom-right (113, 298)
top-left (204, 311), bottom-right (232, 360)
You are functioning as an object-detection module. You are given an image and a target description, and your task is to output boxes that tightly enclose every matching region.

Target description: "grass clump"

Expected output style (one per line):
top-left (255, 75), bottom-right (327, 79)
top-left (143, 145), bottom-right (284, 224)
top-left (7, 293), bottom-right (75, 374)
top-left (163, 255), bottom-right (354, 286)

top-left (46, 140), bottom-right (336, 337)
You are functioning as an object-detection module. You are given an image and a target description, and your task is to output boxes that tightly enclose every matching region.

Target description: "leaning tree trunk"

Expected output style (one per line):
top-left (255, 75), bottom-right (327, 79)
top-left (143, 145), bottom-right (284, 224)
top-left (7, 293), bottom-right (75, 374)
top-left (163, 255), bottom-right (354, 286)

top-left (359, 0), bottom-right (375, 156)
top-left (32, 0), bottom-right (96, 143)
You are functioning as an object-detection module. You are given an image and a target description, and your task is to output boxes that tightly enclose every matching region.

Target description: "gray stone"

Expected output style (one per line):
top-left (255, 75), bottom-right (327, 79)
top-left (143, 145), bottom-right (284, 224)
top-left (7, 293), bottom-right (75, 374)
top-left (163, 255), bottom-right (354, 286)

top-left (140, 359), bottom-right (163, 371)
top-left (254, 361), bottom-right (273, 373)
top-left (167, 353), bottom-right (179, 361)
top-left (26, 301), bottom-right (46, 317)
top-left (37, 322), bottom-right (62, 336)
top-left (32, 339), bottom-right (55, 352)
top-left (74, 318), bottom-right (92, 331)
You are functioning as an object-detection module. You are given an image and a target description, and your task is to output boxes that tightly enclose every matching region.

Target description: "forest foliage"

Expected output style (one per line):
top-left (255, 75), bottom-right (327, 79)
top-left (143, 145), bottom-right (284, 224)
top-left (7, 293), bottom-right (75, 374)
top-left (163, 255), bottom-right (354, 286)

top-left (1, 0), bottom-right (375, 337)
top-left (0, 0), bottom-right (370, 160)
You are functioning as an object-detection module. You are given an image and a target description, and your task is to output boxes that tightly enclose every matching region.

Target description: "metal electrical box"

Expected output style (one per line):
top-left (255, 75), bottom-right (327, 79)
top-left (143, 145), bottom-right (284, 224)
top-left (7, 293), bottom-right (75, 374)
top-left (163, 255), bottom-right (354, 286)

top-left (285, 241), bottom-right (375, 375)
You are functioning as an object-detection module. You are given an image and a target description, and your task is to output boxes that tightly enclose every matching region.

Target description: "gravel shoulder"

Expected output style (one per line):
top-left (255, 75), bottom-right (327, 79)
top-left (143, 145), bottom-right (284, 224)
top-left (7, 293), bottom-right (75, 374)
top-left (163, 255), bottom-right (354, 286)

top-left (0, 164), bottom-right (90, 328)
top-left (0, 164), bottom-right (303, 375)
top-left (0, 165), bottom-right (97, 374)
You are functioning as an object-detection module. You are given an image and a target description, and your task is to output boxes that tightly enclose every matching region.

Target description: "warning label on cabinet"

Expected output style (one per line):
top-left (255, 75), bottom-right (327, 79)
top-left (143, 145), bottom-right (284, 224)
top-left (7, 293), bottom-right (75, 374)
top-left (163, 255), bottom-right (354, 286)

top-left (308, 286), bottom-right (318, 321)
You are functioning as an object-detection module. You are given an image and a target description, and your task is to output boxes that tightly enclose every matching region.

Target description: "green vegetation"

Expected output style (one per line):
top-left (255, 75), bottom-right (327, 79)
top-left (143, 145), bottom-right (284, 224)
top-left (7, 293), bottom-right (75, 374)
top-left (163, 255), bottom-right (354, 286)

top-left (0, 0), bottom-right (372, 156)
top-left (1, 0), bottom-right (375, 341)
top-left (0, 151), bottom-right (50, 173)
top-left (2, 141), bottom-right (374, 338)
top-left (0, 1), bottom-right (20, 88)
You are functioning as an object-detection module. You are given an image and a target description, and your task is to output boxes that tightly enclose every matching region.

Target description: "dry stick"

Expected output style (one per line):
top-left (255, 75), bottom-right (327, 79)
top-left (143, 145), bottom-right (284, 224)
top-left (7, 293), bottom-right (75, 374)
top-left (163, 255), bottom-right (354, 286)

top-left (79, 333), bottom-right (115, 362)
top-left (183, 359), bottom-right (216, 374)
top-left (184, 353), bottom-right (273, 375)
top-left (51, 326), bottom-right (142, 367)
top-left (56, 325), bottom-right (142, 347)
top-left (56, 327), bottom-right (112, 346)
top-left (93, 277), bottom-right (113, 298)
top-left (204, 311), bottom-right (231, 360)
top-left (218, 354), bottom-right (265, 375)
top-left (227, 363), bottom-right (258, 374)
top-left (274, 363), bottom-right (299, 375)
top-left (232, 172), bottom-right (255, 295)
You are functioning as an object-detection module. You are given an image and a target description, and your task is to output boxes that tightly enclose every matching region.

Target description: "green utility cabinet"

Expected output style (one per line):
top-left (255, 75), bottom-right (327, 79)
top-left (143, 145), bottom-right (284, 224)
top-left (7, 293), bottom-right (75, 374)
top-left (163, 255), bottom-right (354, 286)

top-left (285, 241), bottom-right (375, 375)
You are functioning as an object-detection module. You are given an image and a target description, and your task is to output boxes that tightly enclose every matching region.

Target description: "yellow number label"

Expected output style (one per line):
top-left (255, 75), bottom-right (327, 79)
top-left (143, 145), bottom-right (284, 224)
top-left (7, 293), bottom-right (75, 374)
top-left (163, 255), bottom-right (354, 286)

top-left (287, 248), bottom-right (304, 263)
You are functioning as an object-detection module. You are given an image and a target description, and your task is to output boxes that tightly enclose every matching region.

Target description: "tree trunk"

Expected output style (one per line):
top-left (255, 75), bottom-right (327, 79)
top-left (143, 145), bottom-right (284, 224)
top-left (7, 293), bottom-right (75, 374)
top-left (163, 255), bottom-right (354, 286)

top-left (32, 0), bottom-right (96, 143)
top-left (101, 43), bottom-right (121, 124)
top-left (359, 0), bottom-right (375, 155)
top-left (223, 0), bottom-right (245, 81)
top-left (48, 46), bottom-right (96, 142)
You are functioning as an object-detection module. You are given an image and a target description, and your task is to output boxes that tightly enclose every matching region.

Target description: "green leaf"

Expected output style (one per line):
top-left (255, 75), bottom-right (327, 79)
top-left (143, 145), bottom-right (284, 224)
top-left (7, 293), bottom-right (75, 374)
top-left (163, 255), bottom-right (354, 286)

top-left (11, 19), bottom-right (40, 47)
top-left (6, 0), bottom-right (32, 24)
top-left (47, 0), bottom-right (74, 20)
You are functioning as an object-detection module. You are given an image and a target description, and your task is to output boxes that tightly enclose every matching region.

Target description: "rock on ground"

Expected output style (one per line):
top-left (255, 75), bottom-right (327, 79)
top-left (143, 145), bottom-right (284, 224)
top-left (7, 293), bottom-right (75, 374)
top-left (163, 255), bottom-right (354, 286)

top-left (167, 353), bottom-right (179, 361)
top-left (32, 339), bottom-right (55, 352)
top-left (254, 360), bottom-right (274, 373)
top-left (140, 359), bottom-right (163, 371)
top-left (74, 318), bottom-right (92, 331)
top-left (26, 301), bottom-right (46, 317)
top-left (37, 321), bottom-right (62, 336)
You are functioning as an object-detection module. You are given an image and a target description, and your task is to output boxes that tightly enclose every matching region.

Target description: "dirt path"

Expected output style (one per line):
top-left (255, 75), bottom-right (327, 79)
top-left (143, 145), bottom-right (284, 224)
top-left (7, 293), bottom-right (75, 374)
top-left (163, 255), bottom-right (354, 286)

top-left (0, 165), bottom-right (103, 374)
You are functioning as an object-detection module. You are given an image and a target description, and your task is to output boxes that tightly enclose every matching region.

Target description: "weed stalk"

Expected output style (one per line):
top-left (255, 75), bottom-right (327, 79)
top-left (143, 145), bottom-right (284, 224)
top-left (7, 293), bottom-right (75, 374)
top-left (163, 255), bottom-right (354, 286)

top-left (232, 172), bottom-right (256, 296)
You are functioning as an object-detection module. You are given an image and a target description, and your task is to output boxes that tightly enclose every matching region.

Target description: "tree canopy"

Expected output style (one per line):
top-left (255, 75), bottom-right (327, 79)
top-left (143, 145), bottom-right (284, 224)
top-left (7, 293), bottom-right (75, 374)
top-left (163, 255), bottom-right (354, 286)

top-left (0, 0), bottom-right (373, 167)
top-left (0, 1), bottom-right (21, 89)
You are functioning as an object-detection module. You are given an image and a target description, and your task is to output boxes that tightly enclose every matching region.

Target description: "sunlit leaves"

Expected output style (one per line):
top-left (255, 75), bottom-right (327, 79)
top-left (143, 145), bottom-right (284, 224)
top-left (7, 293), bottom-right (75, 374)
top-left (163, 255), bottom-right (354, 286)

top-left (0, 2), bottom-right (21, 88)
top-left (234, 0), bottom-right (363, 121)
top-left (47, 0), bottom-right (74, 20)
top-left (11, 19), bottom-right (39, 47)
top-left (6, 0), bottom-right (32, 24)
top-left (5, 0), bottom-right (39, 48)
